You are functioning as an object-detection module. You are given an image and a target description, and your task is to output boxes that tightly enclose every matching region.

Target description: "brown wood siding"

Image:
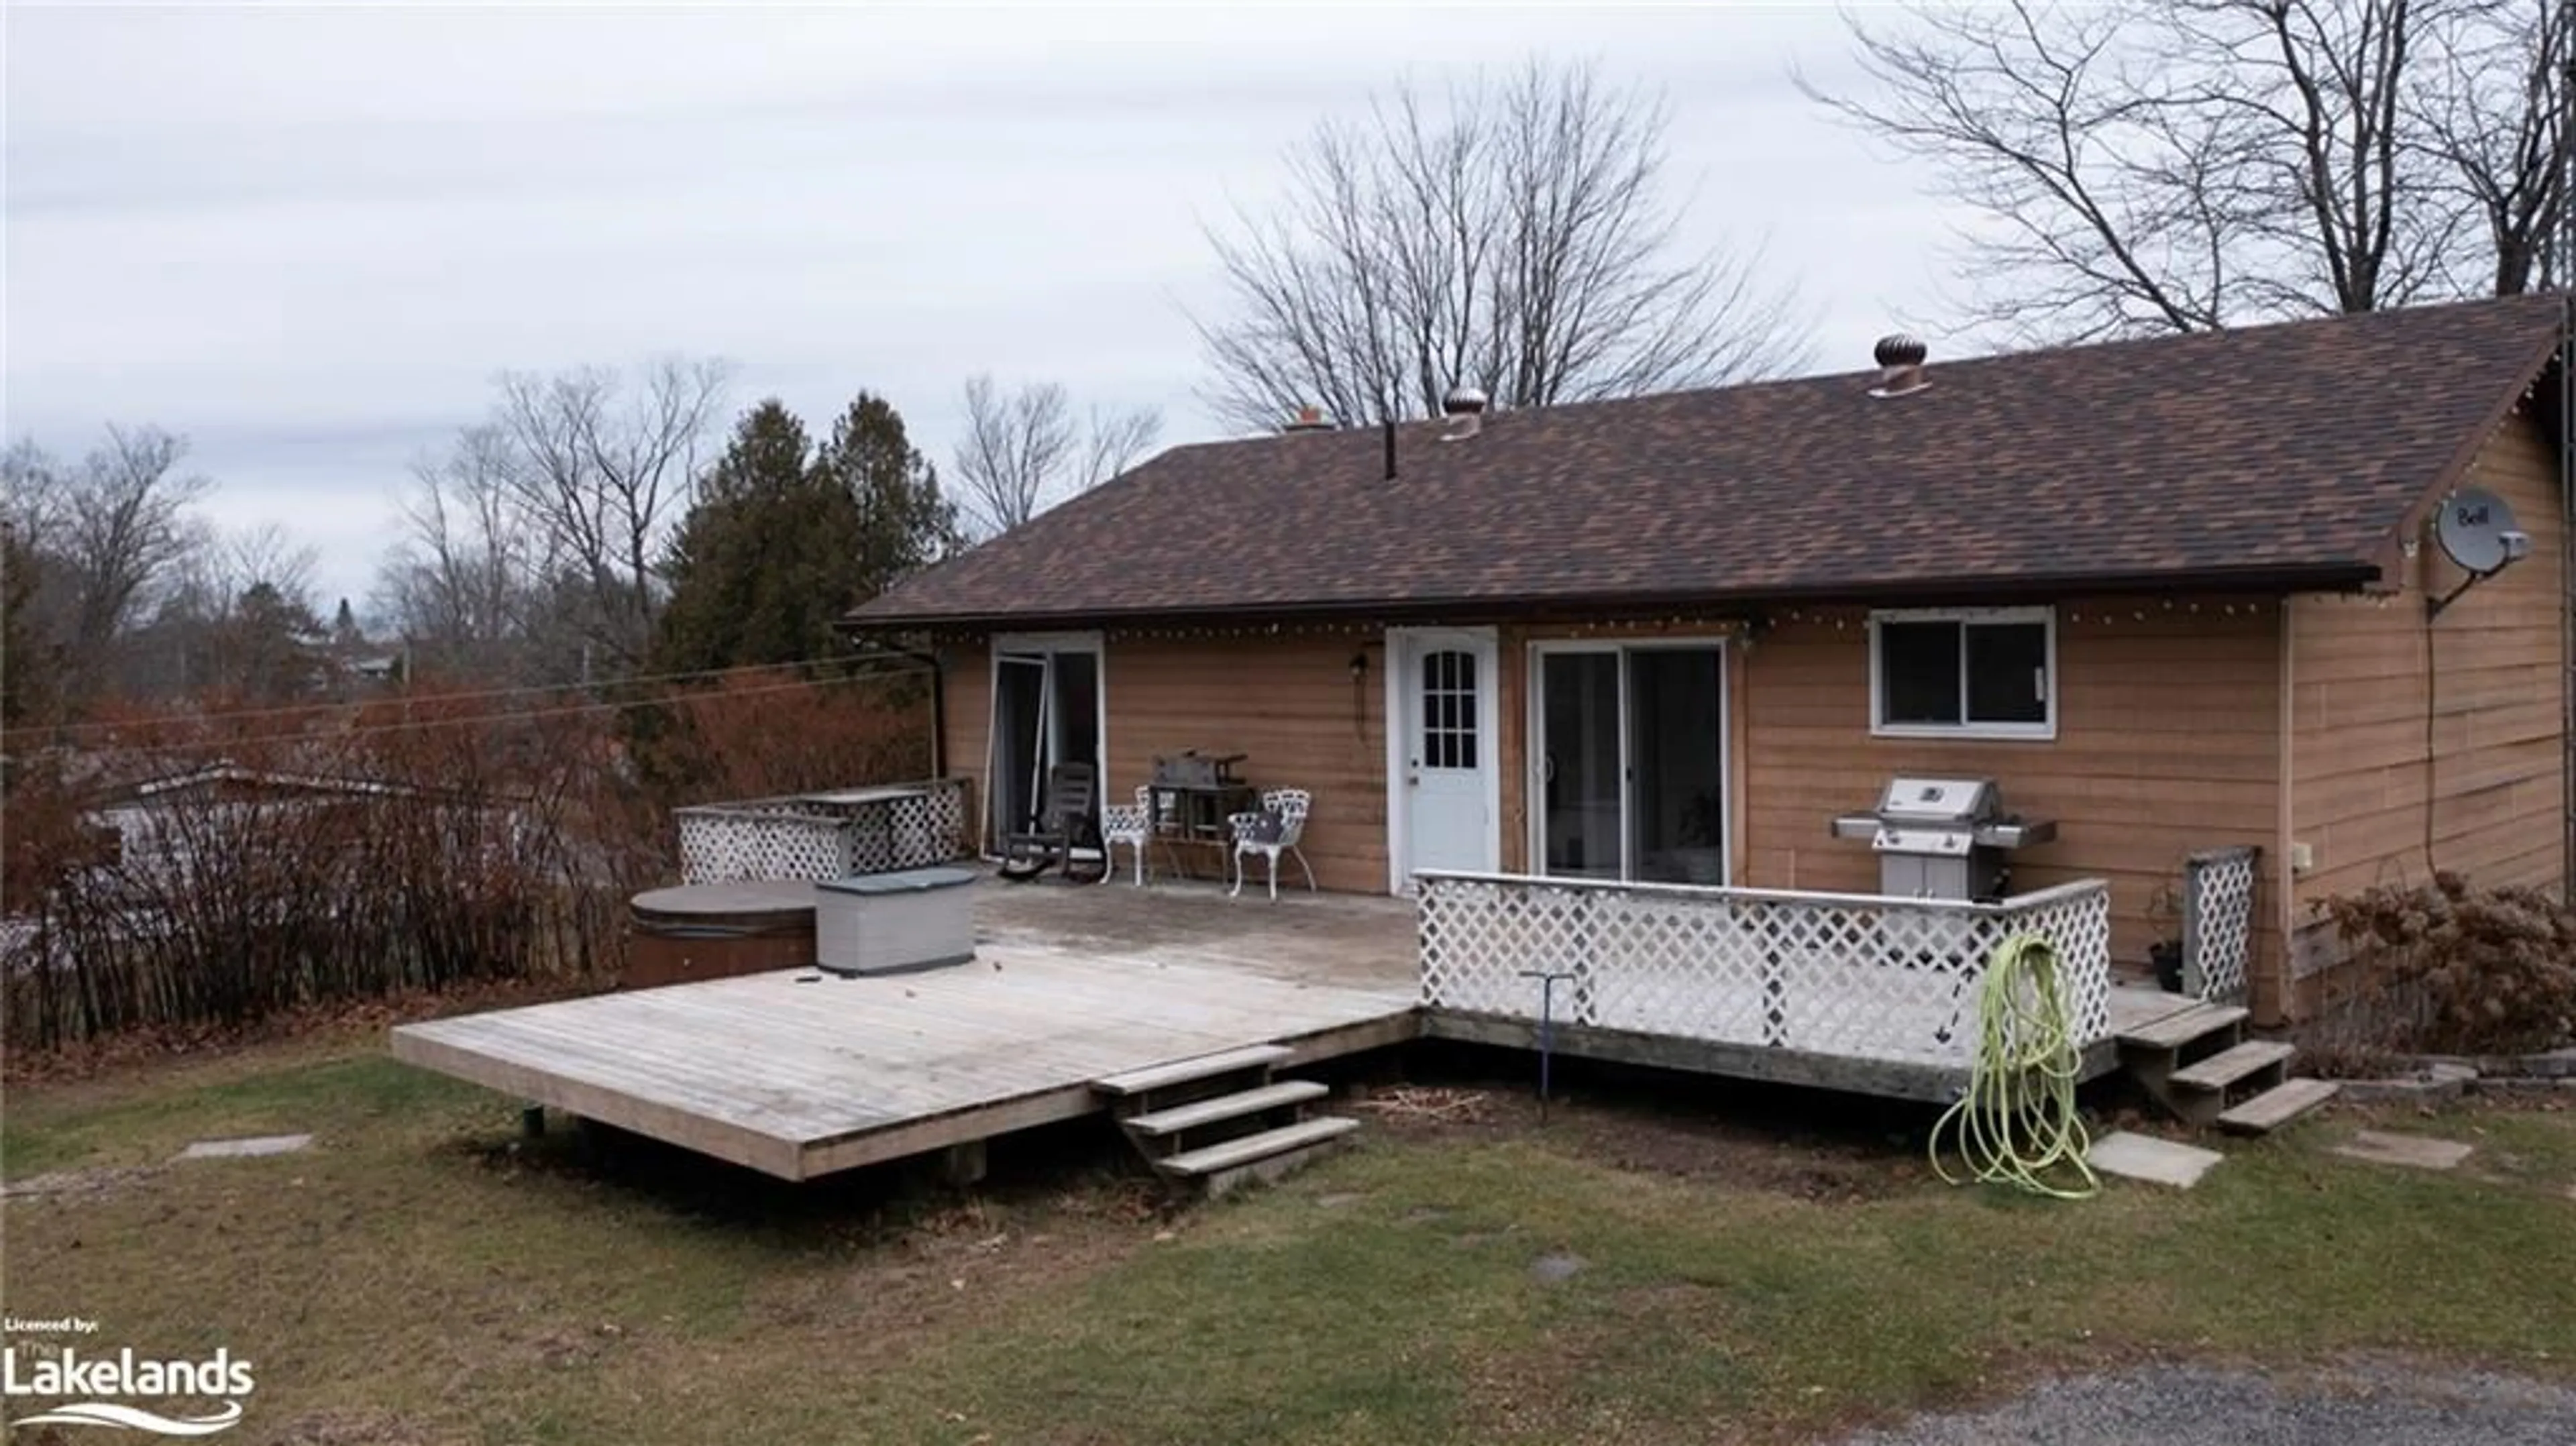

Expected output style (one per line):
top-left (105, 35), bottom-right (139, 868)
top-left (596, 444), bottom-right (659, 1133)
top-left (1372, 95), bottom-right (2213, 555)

top-left (1736, 600), bottom-right (2285, 1002)
top-left (1104, 634), bottom-right (1388, 892)
top-left (2289, 408), bottom-right (2566, 930)
top-left (937, 642), bottom-right (993, 855)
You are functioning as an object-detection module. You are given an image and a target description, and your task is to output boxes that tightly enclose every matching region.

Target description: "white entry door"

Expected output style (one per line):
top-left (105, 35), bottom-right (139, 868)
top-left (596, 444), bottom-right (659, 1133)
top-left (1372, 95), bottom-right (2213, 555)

top-left (1389, 628), bottom-right (1499, 889)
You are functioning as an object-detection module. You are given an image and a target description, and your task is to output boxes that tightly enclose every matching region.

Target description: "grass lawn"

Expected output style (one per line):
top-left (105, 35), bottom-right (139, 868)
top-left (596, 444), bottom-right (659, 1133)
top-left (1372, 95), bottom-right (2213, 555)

top-left (3, 1044), bottom-right (2571, 1446)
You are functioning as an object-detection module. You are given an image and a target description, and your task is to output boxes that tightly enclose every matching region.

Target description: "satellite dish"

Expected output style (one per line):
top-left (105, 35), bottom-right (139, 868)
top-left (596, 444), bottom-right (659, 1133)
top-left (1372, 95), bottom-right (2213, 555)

top-left (2432, 488), bottom-right (2528, 575)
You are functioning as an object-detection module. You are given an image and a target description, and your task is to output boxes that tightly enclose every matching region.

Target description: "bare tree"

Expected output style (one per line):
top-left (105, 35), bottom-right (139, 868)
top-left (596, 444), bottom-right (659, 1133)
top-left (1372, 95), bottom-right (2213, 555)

top-left (0, 426), bottom-right (215, 705)
top-left (953, 376), bottom-right (1072, 537)
top-left (488, 357), bottom-right (730, 669)
top-left (157, 524), bottom-right (327, 701)
top-left (1196, 58), bottom-right (1809, 433)
top-left (215, 522), bottom-right (321, 610)
top-left (376, 425), bottom-right (540, 675)
top-left (50, 426), bottom-right (213, 653)
top-left (952, 376), bottom-right (1163, 537)
top-left (1081, 403), bottom-right (1163, 491)
top-left (2419, 0), bottom-right (2574, 296)
top-left (1805, 1), bottom-right (2573, 343)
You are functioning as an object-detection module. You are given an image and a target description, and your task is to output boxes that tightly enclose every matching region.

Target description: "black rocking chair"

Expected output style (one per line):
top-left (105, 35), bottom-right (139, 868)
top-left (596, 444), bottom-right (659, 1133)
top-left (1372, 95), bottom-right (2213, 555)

top-left (998, 762), bottom-right (1108, 884)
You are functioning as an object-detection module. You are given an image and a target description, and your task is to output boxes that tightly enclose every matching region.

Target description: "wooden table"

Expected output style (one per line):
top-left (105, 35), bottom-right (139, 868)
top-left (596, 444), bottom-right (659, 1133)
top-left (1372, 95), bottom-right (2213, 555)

top-left (1148, 782), bottom-right (1257, 879)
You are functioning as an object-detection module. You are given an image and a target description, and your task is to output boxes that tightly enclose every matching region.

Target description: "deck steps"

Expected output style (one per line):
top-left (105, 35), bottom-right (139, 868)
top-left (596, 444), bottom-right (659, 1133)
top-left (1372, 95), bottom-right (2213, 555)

top-left (1094, 1046), bottom-right (1354, 1197)
top-left (2170, 1040), bottom-right (2296, 1093)
top-left (2118, 1003), bottom-right (2249, 1051)
top-left (1093, 1044), bottom-right (1295, 1097)
top-left (2117, 997), bottom-right (2331, 1131)
top-left (1162, 1117), bottom-right (1361, 1182)
top-left (2218, 1078), bottom-right (2342, 1135)
top-left (1124, 1080), bottom-right (1330, 1137)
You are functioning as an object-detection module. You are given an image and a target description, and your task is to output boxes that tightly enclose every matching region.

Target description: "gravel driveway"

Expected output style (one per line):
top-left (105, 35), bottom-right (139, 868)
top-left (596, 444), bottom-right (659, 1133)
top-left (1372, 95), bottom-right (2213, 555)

top-left (1832, 1361), bottom-right (2576, 1446)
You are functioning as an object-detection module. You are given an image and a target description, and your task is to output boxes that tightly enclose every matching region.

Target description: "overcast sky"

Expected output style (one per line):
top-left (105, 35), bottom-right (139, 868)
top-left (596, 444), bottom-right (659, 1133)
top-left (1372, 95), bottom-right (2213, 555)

top-left (5, 4), bottom-right (1964, 613)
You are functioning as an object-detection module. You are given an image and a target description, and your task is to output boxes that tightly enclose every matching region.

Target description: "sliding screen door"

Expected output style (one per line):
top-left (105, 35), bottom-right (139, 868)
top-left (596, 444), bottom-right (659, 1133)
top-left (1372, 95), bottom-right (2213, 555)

top-left (1538, 651), bottom-right (1623, 879)
top-left (1625, 648), bottom-right (1726, 885)
top-left (991, 655), bottom-right (1050, 837)
top-left (987, 638), bottom-right (1104, 846)
top-left (1533, 643), bottom-right (1727, 885)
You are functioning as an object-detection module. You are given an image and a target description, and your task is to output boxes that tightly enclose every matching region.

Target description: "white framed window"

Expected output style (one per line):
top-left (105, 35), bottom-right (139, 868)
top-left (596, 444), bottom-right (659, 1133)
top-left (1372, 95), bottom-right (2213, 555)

top-left (1869, 607), bottom-right (2056, 740)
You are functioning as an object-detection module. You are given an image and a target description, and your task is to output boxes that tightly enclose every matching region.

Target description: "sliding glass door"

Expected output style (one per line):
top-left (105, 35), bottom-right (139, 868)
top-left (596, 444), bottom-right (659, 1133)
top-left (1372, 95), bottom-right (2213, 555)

top-left (1534, 643), bottom-right (1727, 885)
top-left (987, 638), bottom-right (1104, 846)
top-left (1539, 652), bottom-right (1622, 877)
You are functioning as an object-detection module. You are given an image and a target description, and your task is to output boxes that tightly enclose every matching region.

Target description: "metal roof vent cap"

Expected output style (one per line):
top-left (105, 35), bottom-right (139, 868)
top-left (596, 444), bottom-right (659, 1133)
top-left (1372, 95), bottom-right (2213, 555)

top-left (1870, 335), bottom-right (1931, 398)
top-left (1440, 385), bottom-right (1488, 441)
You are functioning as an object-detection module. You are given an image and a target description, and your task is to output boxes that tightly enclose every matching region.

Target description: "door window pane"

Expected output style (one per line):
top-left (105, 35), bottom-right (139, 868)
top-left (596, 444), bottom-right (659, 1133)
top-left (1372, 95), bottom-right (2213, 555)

top-left (1965, 622), bottom-right (2047, 724)
top-left (1420, 649), bottom-right (1478, 771)
top-left (1878, 621), bottom-right (1962, 726)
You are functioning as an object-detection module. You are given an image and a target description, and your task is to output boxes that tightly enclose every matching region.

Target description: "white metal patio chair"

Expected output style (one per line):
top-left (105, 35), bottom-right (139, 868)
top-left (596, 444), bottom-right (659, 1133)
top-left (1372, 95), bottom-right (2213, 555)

top-left (1100, 785), bottom-right (1155, 887)
top-left (1228, 788), bottom-right (1316, 901)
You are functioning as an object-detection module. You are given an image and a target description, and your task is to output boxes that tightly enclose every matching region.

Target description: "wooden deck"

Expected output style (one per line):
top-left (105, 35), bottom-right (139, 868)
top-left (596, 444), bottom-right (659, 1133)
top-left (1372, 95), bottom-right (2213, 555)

top-left (2106, 981), bottom-right (2211, 1038)
top-left (392, 880), bottom-right (1419, 1180)
top-left (392, 874), bottom-right (2225, 1170)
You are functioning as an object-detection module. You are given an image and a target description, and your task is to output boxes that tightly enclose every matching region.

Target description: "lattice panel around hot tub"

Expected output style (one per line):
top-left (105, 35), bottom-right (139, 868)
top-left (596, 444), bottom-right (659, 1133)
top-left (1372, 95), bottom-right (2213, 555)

top-left (676, 779), bottom-right (971, 885)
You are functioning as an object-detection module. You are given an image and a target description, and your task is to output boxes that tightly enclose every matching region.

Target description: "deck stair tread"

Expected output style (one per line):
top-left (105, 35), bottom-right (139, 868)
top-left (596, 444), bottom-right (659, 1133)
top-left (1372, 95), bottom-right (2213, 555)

top-left (1159, 1116), bottom-right (1360, 1177)
top-left (1124, 1080), bottom-right (1330, 1137)
top-left (2170, 1040), bottom-right (2297, 1092)
top-left (2218, 1078), bottom-right (2341, 1134)
top-left (2118, 1004), bottom-right (2249, 1051)
top-left (1094, 1044), bottom-right (1293, 1097)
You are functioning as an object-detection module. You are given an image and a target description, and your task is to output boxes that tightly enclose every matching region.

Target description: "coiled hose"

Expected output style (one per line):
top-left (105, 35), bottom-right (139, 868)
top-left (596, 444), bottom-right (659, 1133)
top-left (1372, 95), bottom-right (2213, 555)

top-left (1927, 932), bottom-right (2099, 1199)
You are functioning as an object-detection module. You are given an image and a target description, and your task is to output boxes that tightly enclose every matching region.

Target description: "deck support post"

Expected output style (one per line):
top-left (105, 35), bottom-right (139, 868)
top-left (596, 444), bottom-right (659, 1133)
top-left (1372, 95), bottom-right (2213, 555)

top-left (520, 1103), bottom-right (545, 1139)
top-left (936, 1139), bottom-right (987, 1187)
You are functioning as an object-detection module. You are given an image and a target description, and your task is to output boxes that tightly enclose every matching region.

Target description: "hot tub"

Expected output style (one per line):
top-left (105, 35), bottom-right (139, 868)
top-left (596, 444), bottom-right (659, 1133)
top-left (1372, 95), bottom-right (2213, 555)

top-left (625, 881), bottom-right (818, 989)
top-left (814, 866), bottom-right (979, 977)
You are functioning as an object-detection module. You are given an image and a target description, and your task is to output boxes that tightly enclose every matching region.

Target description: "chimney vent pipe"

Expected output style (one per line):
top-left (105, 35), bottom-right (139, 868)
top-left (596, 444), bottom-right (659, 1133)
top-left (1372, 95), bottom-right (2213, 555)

top-left (1439, 385), bottom-right (1487, 441)
top-left (1870, 335), bottom-right (1931, 398)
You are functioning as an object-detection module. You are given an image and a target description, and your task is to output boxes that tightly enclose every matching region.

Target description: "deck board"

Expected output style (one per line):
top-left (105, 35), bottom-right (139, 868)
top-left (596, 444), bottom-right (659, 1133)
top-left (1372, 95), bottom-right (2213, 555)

top-left (392, 938), bottom-right (1416, 1180)
top-left (2106, 984), bottom-right (2212, 1038)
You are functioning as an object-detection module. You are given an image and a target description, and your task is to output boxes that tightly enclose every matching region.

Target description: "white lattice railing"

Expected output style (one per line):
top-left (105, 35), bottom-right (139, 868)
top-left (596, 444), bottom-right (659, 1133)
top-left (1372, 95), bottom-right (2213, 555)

top-left (2182, 846), bottom-right (2258, 1003)
top-left (676, 779), bottom-right (971, 885)
top-left (1417, 871), bottom-right (2112, 1070)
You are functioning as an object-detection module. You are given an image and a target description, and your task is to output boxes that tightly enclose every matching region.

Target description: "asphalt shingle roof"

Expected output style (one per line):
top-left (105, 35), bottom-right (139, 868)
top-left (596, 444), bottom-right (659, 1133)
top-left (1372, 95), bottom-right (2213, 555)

top-left (857, 294), bottom-right (2565, 628)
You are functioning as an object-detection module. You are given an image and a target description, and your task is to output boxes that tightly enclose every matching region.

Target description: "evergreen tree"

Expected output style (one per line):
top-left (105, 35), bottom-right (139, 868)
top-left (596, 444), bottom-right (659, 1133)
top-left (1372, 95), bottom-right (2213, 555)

top-left (654, 401), bottom-right (837, 675)
top-left (810, 392), bottom-right (961, 602)
top-left (215, 579), bottom-right (328, 702)
top-left (654, 393), bottom-right (960, 677)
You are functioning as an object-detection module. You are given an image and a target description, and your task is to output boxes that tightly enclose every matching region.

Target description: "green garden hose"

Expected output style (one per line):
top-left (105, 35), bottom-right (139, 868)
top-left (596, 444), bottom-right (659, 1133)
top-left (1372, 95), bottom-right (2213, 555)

top-left (1927, 932), bottom-right (2099, 1199)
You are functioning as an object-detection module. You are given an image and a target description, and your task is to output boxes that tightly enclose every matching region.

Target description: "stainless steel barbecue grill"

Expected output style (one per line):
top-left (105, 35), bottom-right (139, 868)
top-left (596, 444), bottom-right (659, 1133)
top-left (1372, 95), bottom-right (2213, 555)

top-left (1830, 776), bottom-right (2056, 901)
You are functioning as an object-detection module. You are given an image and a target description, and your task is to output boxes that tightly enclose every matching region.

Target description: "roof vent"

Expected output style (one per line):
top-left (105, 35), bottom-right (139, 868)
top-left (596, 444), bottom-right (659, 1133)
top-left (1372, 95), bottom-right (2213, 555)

top-left (1281, 404), bottom-right (1334, 433)
top-left (1439, 385), bottom-right (1488, 441)
top-left (1869, 335), bottom-right (1930, 398)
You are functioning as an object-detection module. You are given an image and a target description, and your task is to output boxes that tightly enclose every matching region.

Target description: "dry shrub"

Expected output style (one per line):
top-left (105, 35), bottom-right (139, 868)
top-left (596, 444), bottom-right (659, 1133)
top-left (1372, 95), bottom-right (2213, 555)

top-left (635, 666), bottom-right (931, 805)
top-left (2, 667), bottom-right (931, 1052)
top-left (2311, 872), bottom-right (2576, 1062)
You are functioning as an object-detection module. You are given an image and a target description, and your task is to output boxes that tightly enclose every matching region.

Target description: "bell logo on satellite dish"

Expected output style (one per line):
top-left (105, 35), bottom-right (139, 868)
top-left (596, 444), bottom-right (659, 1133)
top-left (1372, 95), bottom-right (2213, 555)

top-left (2426, 486), bottom-right (2532, 618)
